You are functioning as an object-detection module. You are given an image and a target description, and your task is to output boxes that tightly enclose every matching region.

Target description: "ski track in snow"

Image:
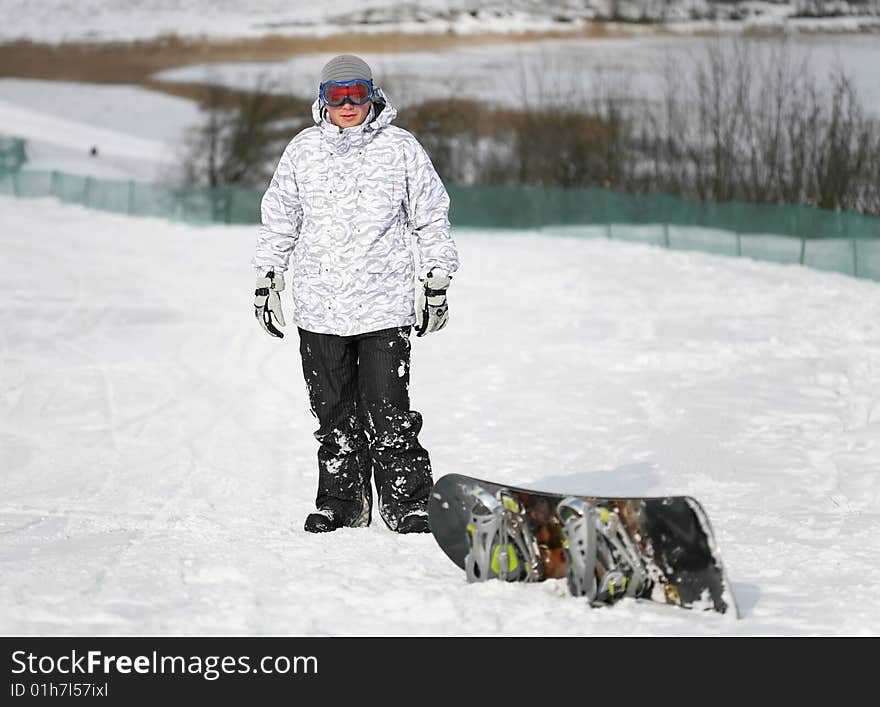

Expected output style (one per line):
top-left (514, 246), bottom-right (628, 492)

top-left (1, 196), bottom-right (879, 635)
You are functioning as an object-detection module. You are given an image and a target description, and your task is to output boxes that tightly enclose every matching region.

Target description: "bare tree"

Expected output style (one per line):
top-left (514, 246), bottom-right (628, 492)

top-left (638, 37), bottom-right (880, 214)
top-left (179, 73), bottom-right (306, 190)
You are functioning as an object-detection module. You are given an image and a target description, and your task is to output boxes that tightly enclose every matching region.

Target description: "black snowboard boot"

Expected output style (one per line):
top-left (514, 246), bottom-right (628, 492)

top-left (304, 509), bottom-right (345, 533)
top-left (304, 496), bottom-right (372, 533)
top-left (396, 511), bottom-right (430, 534)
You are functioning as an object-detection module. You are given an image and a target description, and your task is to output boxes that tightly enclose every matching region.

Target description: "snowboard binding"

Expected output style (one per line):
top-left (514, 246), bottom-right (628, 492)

top-left (558, 496), bottom-right (648, 607)
top-left (464, 487), bottom-right (543, 584)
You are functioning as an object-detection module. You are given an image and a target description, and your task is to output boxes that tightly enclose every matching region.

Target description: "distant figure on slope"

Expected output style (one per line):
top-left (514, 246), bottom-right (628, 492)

top-left (252, 54), bottom-right (460, 534)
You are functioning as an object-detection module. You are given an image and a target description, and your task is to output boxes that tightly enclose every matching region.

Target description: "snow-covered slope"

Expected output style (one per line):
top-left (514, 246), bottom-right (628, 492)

top-left (0, 81), bottom-right (201, 181)
top-left (0, 1), bottom-right (877, 43)
top-left (2, 196), bottom-right (879, 635)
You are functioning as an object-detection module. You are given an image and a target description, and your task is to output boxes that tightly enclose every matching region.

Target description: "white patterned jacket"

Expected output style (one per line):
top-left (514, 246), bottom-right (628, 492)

top-left (252, 90), bottom-right (460, 336)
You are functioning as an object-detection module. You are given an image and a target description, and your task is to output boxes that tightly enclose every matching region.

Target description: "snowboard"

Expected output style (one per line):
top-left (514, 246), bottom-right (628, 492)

top-left (427, 473), bottom-right (738, 617)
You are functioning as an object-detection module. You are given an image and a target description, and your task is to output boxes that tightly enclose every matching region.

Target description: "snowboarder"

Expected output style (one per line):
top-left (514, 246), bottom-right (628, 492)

top-left (252, 54), bottom-right (460, 534)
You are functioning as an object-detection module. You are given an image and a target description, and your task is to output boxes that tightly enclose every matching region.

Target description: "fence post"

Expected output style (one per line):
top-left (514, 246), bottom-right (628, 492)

top-left (82, 176), bottom-right (92, 207)
top-left (50, 170), bottom-right (60, 198)
top-left (852, 238), bottom-right (859, 278)
top-left (799, 237), bottom-right (806, 266)
top-left (601, 189), bottom-right (612, 239)
top-left (662, 221), bottom-right (670, 249)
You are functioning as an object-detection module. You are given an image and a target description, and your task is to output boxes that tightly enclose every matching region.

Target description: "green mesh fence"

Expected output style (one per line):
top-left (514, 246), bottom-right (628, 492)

top-left (447, 184), bottom-right (880, 280)
top-left (0, 169), bottom-right (263, 225)
top-left (0, 137), bottom-right (27, 172)
top-left (1, 165), bottom-right (879, 281)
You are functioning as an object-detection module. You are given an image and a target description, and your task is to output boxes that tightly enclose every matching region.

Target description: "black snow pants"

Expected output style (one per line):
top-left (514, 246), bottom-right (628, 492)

top-left (298, 326), bottom-right (433, 530)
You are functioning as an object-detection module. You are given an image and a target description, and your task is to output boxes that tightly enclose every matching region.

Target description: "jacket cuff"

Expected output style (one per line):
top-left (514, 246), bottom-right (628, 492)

top-left (254, 266), bottom-right (286, 276)
top-left (419, 266), bottom-right (448, 280)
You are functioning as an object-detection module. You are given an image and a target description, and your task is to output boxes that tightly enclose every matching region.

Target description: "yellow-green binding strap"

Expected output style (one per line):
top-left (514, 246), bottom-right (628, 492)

top-left (491, 544), bottom-right (519, 574)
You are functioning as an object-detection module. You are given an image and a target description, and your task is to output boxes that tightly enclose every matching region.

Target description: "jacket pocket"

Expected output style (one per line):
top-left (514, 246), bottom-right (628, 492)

top-left (293, 261), bottom-right (322, 275)
top-left (365, 261), bottom-right (415, 292)
top-left (358, 172), bottom-right (401, 216)
top-left (298, 174), bottom-right (329, 212)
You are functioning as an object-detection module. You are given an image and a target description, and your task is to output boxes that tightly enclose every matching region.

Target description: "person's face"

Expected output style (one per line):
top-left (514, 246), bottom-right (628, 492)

top-left (327, 99), bottom-right (372, 128)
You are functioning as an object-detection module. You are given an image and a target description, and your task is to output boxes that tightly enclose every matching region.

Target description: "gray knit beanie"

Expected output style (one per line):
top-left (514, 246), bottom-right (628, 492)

top-left (320, 54), bottom-right (373, 86)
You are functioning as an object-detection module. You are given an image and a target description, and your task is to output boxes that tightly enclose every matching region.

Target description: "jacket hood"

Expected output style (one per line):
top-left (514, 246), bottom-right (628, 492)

top-left (311, 87), bottom-right (398, 155)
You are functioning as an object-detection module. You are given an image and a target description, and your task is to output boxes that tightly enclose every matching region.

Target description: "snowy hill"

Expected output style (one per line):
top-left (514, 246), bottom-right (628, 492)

top-left (0, 82), bottom-right (198, 181)
top-left (0, 0), bottom-right (877, 42)
top-left (2, 196), bottom-right (879, 635)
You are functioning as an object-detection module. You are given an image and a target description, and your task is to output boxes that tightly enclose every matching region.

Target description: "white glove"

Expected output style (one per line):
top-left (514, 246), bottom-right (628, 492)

top-left (254, 271), bottom-right (286, 338)
top-left (415, 269), bottom-right (451, 337)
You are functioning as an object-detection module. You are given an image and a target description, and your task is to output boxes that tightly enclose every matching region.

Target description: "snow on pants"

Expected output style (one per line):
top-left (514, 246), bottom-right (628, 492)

top-left (297, 326), bottom-right (433, 530)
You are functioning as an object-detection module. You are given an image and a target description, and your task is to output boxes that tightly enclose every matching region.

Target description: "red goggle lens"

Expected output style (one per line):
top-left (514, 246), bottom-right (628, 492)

top-left (321, 81), bottom-right (372, 106)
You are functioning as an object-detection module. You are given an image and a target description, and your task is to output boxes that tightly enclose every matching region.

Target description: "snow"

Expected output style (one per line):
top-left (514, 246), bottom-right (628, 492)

top-left (0, 0), bottom-right (878, 43)
top-left (0, 80), bottom-right (200, 147)
top-left (0, 0), bottom-right (589, 43)
top-left (0, 81), bottom-right (200, 181)
top-left (0, 0), bottom-right (378, 43)
top-left (2, 195), bottom-right (879, 636)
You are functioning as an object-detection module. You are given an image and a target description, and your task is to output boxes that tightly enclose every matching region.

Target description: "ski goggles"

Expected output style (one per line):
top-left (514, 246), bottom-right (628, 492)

top-left (319, 79), bottom-right (374, 107)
